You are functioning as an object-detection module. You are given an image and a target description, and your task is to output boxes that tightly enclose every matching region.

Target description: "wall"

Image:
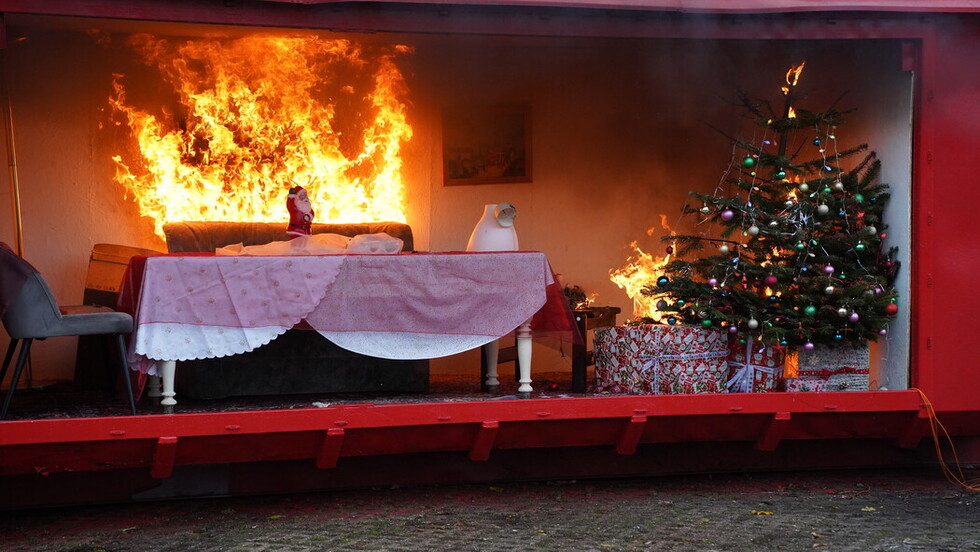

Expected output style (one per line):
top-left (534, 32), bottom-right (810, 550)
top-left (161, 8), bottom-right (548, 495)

top-left (0, 15), bottom-right (912, 387)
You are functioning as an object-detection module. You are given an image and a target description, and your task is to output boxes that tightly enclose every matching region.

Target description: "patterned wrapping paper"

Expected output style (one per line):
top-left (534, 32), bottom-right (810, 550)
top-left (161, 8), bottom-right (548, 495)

top-left (594, 324), bottom-right (729, 395)
top-left (784, 343), bottom-right (871, 392)
top-left (726, 340), bottom-right (786, 393)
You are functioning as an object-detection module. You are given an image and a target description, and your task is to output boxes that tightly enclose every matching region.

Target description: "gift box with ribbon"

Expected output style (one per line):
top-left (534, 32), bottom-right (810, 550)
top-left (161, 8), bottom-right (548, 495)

top-left (593, 324), bottom-right (729, 394)
top-left (726, 340), bottom-right (786, 393)
top-left (784, 342), bottom-right (871, 392)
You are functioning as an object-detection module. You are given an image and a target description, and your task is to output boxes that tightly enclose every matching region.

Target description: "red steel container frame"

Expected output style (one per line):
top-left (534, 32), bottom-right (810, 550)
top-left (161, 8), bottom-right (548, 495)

top-left (0, 1), bottom-right (977, 506)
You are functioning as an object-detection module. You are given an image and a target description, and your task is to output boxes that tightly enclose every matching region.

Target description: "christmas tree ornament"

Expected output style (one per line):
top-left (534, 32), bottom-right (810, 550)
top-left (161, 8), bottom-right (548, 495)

top-left (742, 156), bottom-right (756, 168)
top-left (885, 303), bottom-right (899, 316)
top-left (719, 244), bottom-right (730, 255)
top-left (798, 183), bottom-right (809, 193)
top-left (834, 333), bottom-right (844, 341)
top-left (708, 277), bottom-right (719, 287)
top-left (729, 325), bottom-right (739, 334)
top-left (855, 242), bottom-right (866, 252)
top-left (823, 264), bottom-right (835, 274)
top-left (879, 328), bottom-right (888, 336)
top-left (824, 285), bottom-right (835, 294)
top-left (865, 225), bottom-right (877, 235)
top-left (823, 186), bottom-right (833, 194)
top-left (804, 305), bottom-right (818, 316)
top-left (656, 276), bottom-right (670, 288)
top-left (701, 319), bottom-right (713, 328)
top-left (837, 307), bottom-right (849, 317)
top-left (656, 299), bottom-right (668, 310)
top-left (675, 299), bottom-right (686, 308)
top-left (666, 245), bottom-right (674, 254)
top-left (764, 275), bottom-right (778, 287)
top-left (747, 318), bottom-right (760, 330)
top-left (784, 200), bottom-right (794, 208)
top-left (834, 181), bottom-right (845, 191)
top-left (776, 170), bottom-right (787, 179)
top-left (813, 138), bottom-right (822, 146)
top-left (849, 312), bottom-right (860, 323)
top-left (804, 341), bottom-right (815, 351)
top-left (721, 209), bottom-right (735, 221)
top-left (769, 220), bottom-right (779, 228)
top-left (667, 316), bottom-right (677, 325)
top-left (855, 193), bottom-right (865, 203)
top-left (701, 205), bottom-right (711, 214)
top-left (795, 242), bottom-right (806, 251)
top-left (816, 204), bottom-right (830, 216)
top-left (748, 225), bottom-right (760, 236)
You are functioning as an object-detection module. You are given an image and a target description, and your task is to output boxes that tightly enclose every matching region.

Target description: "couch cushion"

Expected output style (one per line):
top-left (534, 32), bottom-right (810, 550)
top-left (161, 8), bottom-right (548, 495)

top-left (163, 221), bottom-right (414, 253)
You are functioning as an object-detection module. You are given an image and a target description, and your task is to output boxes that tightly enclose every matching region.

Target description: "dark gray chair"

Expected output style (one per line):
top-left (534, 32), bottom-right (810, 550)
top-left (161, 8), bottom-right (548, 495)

top-left (0, 244), bottom-right (136, 419)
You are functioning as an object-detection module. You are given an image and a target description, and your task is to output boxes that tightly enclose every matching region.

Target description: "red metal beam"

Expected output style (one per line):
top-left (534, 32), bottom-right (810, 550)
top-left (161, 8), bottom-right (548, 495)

top-left (0, 391), bottom-right (940, 479)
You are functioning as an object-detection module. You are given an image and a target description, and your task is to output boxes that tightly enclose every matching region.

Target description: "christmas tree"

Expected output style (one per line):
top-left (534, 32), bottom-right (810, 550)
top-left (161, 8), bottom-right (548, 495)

top-left (649, 62), bottom-right (899, 350)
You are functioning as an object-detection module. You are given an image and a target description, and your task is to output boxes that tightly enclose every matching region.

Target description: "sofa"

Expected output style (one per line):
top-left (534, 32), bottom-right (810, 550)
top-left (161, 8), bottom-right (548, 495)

top-left (162, 221), bottom-right (429, 399)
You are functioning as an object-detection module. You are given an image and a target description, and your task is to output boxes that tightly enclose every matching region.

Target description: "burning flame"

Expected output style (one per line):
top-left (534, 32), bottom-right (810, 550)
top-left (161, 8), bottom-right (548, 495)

top-left (609, 215), bottom-right (675, 320)
top-left (109, 34), bottom-right (414, 238)
top-left (781, 61), bottom-right (805, 119)
top-left (781, 61), bottom-right (805, 95)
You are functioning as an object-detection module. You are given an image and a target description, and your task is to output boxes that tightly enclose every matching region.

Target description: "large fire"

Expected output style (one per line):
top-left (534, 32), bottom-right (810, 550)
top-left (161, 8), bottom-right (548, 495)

top-left (109, 34), bottom-right (413, 238)
top-left (609, 215), bottom-right (675, 321)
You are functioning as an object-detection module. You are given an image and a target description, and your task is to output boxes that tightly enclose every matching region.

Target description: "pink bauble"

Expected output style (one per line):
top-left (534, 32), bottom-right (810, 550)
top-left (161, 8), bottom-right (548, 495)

top-left (764, 275), bottom-right (778, 287)
top-left (721, 209), bottom-right (735, 221)
top-left (804, 342), bottom-right (815, 351)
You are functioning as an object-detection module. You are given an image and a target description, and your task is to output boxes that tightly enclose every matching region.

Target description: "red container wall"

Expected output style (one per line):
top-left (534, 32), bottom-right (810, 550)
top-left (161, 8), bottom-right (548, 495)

top-left (916, 17), bottom-right (980, 412)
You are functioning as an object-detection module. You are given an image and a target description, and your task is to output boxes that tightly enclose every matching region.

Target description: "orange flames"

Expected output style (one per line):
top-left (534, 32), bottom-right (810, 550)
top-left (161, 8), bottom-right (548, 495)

top-left (781, 61), bottom-right (805, 119)
top-left (609, 215), bottom-right (675, 320)
top-left (109, 34), bottom-right (414, 238)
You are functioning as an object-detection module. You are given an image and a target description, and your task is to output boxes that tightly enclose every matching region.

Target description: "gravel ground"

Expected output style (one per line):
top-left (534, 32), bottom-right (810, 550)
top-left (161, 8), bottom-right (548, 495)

top-left (3, 468), bottom-right (978, 552)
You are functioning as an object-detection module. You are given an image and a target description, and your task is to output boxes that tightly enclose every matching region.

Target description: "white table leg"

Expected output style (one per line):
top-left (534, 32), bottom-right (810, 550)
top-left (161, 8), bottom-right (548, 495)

top-left (159, 360), bottom-right (177, 407)
top-left (484, 339), bottom-right (500, 389)
top-left (516, 320), bottom-right (533, 394)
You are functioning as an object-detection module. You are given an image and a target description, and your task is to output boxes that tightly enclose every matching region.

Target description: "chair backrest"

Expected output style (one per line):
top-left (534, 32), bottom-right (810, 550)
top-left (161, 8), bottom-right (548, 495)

top-left (0, 247), bottom-right (64, 340)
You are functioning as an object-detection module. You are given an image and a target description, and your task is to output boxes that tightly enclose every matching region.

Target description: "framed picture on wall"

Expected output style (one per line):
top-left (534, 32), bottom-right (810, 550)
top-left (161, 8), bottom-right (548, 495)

top-left (442, 105), bottom-right (531, 186)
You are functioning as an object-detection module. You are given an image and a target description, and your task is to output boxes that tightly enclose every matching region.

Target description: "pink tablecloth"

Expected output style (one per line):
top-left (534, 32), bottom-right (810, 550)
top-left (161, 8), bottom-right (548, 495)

top-left (119, 252), bottom-right (578, 373)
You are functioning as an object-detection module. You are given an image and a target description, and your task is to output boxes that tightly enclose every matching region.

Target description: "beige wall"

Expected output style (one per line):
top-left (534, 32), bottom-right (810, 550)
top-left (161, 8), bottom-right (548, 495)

top-left (0, 17), bottom-right (910, 383)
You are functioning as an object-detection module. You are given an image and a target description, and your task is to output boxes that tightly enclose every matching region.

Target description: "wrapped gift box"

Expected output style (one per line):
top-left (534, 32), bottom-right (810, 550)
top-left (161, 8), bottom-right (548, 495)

top-left (726, 340), bottom-right (785, 393)
top-left (594, 324), bottom-right (728, 394)
top-left (784, 343), bottom-right (870, 392)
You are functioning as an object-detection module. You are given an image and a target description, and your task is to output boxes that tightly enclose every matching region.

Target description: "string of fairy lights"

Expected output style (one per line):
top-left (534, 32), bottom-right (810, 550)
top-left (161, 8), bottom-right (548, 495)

top-left (647, 62), bottom-right (898, 349)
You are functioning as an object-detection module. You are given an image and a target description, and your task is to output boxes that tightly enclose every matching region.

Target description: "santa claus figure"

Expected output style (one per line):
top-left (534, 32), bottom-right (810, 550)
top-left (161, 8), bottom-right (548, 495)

top-left (286, 185), bottom-right (314, 237)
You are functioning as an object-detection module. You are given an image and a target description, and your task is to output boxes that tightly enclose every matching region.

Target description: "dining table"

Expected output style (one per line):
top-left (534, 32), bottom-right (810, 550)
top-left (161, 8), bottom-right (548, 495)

top-left (117, 250), bottom-right (579, 407)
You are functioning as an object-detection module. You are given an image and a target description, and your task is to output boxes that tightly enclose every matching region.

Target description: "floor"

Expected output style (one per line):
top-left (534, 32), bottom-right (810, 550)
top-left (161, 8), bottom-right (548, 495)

top-left (1, 368), bottom-right (591, 421)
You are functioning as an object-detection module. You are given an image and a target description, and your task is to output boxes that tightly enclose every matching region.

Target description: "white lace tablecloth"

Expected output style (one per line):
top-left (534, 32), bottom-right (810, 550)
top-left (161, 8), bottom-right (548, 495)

top-left (122, 252), bottom-right (560, 373)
